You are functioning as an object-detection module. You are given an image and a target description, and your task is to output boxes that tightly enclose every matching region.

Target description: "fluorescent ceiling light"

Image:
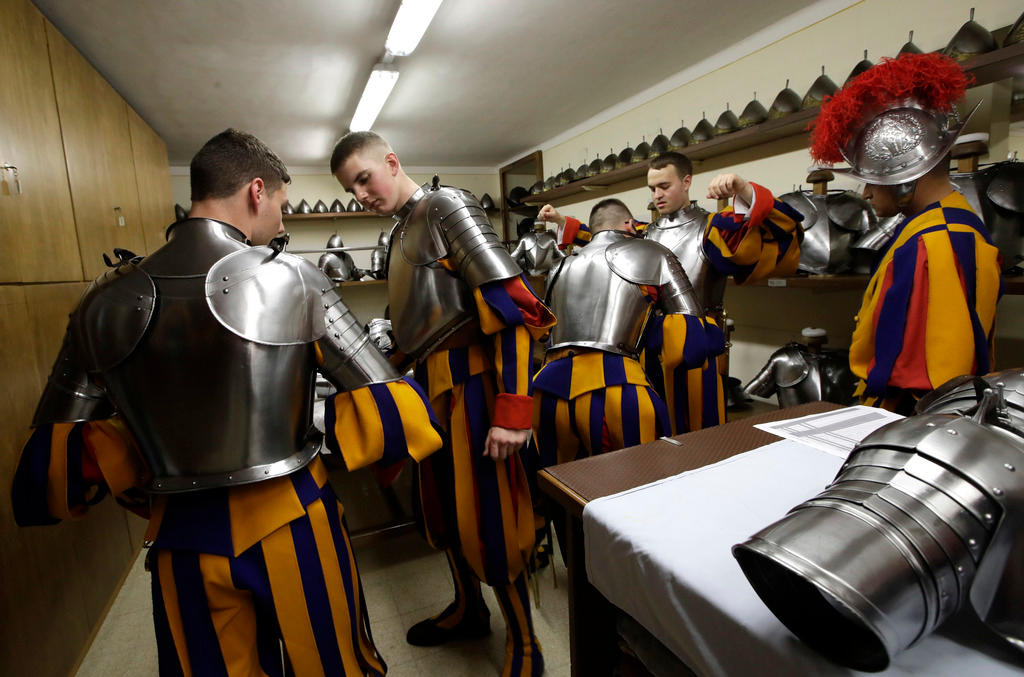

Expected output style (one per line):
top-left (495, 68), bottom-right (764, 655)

top-left (350, 65), bottom-right (400, 131)
top-left (385, 0), bottom-right (444, 56)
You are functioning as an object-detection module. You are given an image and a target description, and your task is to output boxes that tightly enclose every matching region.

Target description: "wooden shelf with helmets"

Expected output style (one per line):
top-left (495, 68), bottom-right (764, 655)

top-left (513, 34), bottom-right (1024, 296)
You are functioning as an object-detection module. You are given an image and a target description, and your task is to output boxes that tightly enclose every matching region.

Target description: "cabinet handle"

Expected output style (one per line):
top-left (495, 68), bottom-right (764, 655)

top-left (114, 206), bottom-right (126, 227)
top-left (1, 164), bottom-right (20, 195)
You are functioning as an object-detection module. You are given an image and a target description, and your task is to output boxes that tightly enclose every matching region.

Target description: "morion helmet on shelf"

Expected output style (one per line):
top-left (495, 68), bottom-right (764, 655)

top-left (714, 106), bottom-right (740, 135)
top-left (738, 94), bottom-right (769, 128)
top-left (801, 66), bottom-right (838, 109)
top-left (650, 130), bottom-right (671, 158)
top-left (768, 80), bottom-right (802, 119)
top-left (669, 122), bottom-right (693, 150)
top-left (845, 50), bottom-right (874, 85)
top-left (943, 7), bottom-right (997, 62)
top-left (691, 113), bottom-right (715, 143)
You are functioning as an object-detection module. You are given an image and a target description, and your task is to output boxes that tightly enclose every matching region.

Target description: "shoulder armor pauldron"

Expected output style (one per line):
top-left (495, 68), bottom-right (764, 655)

top-left (206, 247), bottom-right (330, 345)
top-left (605, 238), bottom-right (678, 286)
top-left (72, 262), bottom-right (156, 372)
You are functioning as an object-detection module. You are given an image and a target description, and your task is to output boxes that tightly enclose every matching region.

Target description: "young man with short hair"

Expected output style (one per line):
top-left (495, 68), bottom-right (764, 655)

top-left (13, 129), bottom-right (443, 675)
top-left (332, 131), bottom-right (555, 677)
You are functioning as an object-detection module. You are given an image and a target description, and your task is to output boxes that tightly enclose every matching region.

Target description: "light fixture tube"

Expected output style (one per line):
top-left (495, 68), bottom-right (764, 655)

top-left (349, 65), bottom-right (400, 132)
top-left (385, 0), bottom-right (444, 56)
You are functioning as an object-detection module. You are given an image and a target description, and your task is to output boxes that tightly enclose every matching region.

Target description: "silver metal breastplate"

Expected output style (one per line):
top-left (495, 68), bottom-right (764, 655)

top-left (386, 215), bottom-right (475, 361)
top-left (516, 231), bottom-right (561, 276)
top-left (645, 206), bottom-right (724, 315)
top-left (100, 220), bottom-right (321, 492)
top-left (546, 231), bottom-right (652, 358)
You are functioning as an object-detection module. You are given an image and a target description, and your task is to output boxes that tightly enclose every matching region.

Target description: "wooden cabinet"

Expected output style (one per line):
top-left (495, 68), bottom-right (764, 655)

top-left (0, 0), bottom-right (81, 283)
top-left (47, 20), bottom-right (145, 279)
top-left (128, 106), bottom-right (174, 254)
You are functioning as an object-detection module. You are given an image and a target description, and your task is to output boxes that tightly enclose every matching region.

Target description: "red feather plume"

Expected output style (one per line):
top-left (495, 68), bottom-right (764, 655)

top-left (810, 52), bottom-right (972, 164)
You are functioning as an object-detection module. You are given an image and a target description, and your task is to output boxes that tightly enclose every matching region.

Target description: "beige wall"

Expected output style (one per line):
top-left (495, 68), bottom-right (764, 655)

top-left (534, 0), bottom-right (1024, 384)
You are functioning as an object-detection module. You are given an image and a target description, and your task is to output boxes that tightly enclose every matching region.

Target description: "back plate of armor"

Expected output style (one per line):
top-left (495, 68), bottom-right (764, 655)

top-left (89, 220), bottom-right (323, 493)
top-left (951, 163), bottom-right (1024, 272)
top-left (644, 204), bottom-right (725, 316)
top-left (546, 231), bottom-right (653, 358)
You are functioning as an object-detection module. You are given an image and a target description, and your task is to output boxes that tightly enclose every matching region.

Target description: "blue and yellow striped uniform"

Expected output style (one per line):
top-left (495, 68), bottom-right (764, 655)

top-left (13, 377), bottom-right (442, 676)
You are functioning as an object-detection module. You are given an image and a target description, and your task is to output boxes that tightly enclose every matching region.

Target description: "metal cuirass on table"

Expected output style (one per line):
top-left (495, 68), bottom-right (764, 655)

top-left (386, 184), bottom-right (522, 362)
top-left (644, 203), bottom-right (725, 319)
top-left (734, 369), bottom-right (1024, 671)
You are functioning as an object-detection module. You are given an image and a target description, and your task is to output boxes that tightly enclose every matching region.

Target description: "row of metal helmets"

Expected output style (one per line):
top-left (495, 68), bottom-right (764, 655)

top-left (281, 198), bottom-right (364, 215)
top-left (529, 7), bottom-right (1017, 194)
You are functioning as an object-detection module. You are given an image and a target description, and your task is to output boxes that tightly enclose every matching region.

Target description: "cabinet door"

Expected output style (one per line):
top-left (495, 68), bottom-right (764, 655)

top-left (0, 0), bottom-right (81, 283)
top-left (47, 20), bottom-right (145, 280)
top-left (128, 106), bottom-right (174, 254)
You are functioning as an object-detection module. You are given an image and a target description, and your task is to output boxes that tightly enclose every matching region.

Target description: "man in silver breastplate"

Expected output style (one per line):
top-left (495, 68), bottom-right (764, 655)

top-left (331, 131), bottom-right (554, 677)
top-left (540, 154), bottom-right (802, 433)
top-left (533, 197), bottom-right (712, 483)
top-left (12, 129), bottom-right (443, 675)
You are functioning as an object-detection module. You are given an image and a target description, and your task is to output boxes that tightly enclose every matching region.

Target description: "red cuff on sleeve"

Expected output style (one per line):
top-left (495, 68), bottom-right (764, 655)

top-left (735, 182), bottom-right (773, 226)
top-left (560, 217), bottom-right (582, 249)
top-left (492, 393), bottom-right (534, 430)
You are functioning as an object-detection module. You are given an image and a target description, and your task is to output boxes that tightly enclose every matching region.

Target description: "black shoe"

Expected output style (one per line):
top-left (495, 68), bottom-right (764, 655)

top-left (406, 614), bottom-right (491, 646)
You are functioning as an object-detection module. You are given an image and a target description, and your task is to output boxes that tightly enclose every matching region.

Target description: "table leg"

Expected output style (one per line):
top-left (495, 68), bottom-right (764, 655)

top-left (566, 510), bottom-right (617, 677)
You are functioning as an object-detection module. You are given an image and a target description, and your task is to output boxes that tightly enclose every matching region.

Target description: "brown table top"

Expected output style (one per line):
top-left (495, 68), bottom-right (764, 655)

top-left (538, 402), bottom-right (840, 517)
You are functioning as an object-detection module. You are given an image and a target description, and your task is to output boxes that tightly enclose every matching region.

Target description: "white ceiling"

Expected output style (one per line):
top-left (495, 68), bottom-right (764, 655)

top-left (34, 0), bottom-right (815, 168)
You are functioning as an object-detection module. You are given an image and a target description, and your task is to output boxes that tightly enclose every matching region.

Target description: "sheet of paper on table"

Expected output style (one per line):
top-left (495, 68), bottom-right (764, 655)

top-left (753, 404), bottom-right (905, 458)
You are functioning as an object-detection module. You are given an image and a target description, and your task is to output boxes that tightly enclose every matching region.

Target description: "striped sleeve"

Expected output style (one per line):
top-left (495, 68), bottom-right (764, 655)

top-left (12, 418), bottom-right (150, 526)
top-left (703, 182), bottom-right (803, 284)
top-left (323, 375), bottom-right (443, 471)
top-left (559, 216), bottom-right (591, 249)
top-left (473, 275), bottom-right (557, 429)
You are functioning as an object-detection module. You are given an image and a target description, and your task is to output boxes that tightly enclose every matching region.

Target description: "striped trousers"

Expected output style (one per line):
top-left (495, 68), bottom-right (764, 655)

top-left (150, 491), bottom-right (383, 677)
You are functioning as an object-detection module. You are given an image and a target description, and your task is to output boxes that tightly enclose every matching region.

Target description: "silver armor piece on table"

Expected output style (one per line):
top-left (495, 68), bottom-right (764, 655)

top-left (206, 247), bottom-right (329, 345)
top-left (778, 190), bottom-right (873, 274)
top-left (510, 228), bottom-right (563, 276)
top-left (734, 373), bottom-right (1024, 671)
top-left (950, 163), bottom-right (1024, 272)
top-left (388, 185), bottom-right (519, 362)
top-left (32, 330), bottom-right (115, 426)
top-left (836, 102), bottom-right (979, 186)
top-left (740, 342), bottom-right (856, 407)
top-left (915, 368), bottom-right (1024, 432)
top-left (644, 203), bottom-right (725, 319)
top-left (317, 288), bottom-right (400, 390)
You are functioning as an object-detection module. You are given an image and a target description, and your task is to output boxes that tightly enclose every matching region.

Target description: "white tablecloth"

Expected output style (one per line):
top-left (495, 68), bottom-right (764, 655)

top-left (582, 439), bottom-right (1024, 676)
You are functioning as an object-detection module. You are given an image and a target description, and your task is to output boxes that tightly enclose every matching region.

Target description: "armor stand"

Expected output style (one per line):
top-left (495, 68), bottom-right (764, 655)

top-left (952, 136), bottom-right (988, 174)
top-left (806, 168), bottom-right (834, 196)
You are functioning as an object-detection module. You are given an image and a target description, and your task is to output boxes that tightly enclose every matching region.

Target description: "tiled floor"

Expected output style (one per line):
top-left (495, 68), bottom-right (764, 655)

top-left (76, 530), bottom-right (570, 676)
